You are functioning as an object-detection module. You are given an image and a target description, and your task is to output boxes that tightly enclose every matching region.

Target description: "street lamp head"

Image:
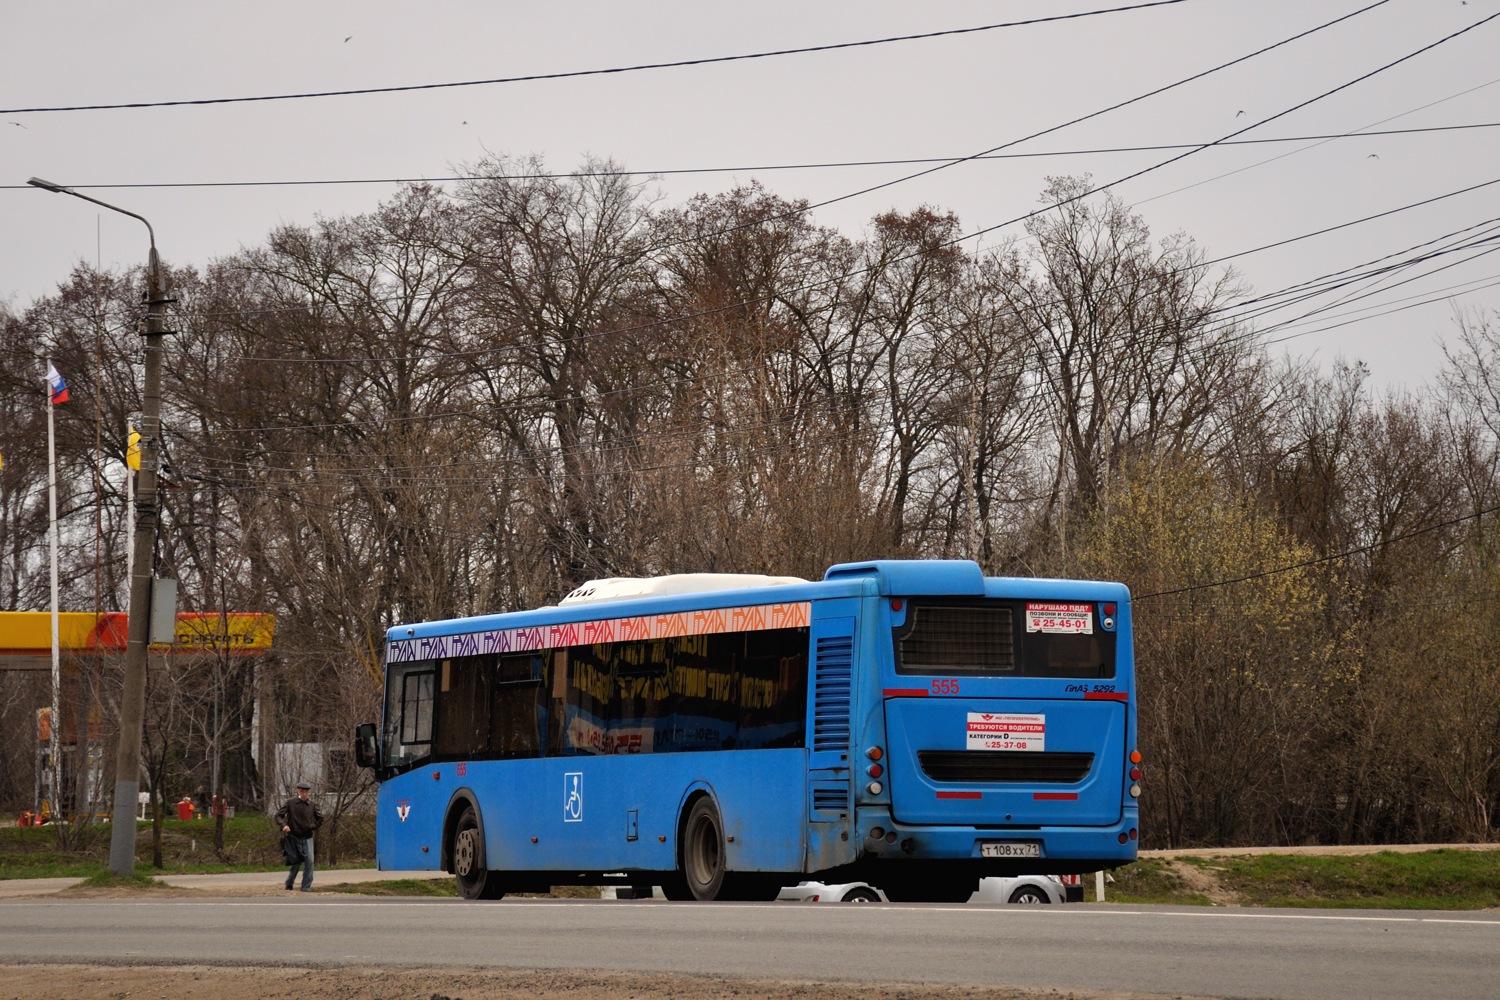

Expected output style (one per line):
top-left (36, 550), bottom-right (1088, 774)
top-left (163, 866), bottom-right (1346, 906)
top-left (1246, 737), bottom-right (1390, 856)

top-left (28, 174), bottom-right (157, 263)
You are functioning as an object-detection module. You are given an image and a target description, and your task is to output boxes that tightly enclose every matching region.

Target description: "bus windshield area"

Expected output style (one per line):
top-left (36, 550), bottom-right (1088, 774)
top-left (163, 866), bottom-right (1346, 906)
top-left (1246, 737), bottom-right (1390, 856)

top-left (894, 599), bottom-right (1115, 679)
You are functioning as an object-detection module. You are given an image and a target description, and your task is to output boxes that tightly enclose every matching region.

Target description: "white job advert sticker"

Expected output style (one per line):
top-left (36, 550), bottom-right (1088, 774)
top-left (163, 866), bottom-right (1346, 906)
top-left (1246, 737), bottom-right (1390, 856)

top-left (967, 712), bottom-right (1045, 751)
top-left (1026, 601), bottom-right (1093, 634)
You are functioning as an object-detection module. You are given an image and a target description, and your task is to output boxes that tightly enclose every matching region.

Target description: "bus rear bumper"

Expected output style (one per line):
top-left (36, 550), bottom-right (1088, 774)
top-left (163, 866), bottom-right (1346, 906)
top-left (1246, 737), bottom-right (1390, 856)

top-left (853, 809), bottom-right (1140, 875)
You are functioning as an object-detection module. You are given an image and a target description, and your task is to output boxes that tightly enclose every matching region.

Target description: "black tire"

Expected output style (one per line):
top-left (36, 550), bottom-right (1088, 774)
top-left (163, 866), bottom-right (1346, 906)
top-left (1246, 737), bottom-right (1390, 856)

top-left (1008, 885), bottom-right (1051, 905)
top-left (659, 872), bottom-right (694, 900)
top-left (882, 877), bottom-right (976, 903)
top-left (721, 873), bottom-right (782, 901)
top-left (840, 886), bottom-right (881, 903)
top-left (679, 797), bottom-right (726, 901)
top-left (452, 807), bottom-right (506, 900)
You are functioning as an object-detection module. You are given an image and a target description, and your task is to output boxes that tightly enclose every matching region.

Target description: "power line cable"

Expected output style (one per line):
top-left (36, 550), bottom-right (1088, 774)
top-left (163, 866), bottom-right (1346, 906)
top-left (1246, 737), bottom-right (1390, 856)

top-left (5, 121), bottom-right (1495, 193)
top-left (22, 34), bottom-right (1500, 486)
top-left (180, 172), bottom-right (1500, 366)
top-left (194, 4), bottom-right (1487, 371)
top-left (612, 1), bottom-right (1399, 274)
top-left (1216, 229), bottom-right (1500, 335)
top-left (0, 1), bottom-right (1190, 115)
top-left (170, 230), bottom-right (1496, 485)
top-left (7, 0), bottom-right (1410, 360)
top-left (1131, 75), bottom-right (1500, 210)
top-left (25, 177), bottom-right (1498, 473)
top-left (1262, 276), bottom-right (1500, 346)
top-left (1137, 502), bottom-right (1500, 599)
top-left (82, 185), bottom-right (1500, 480)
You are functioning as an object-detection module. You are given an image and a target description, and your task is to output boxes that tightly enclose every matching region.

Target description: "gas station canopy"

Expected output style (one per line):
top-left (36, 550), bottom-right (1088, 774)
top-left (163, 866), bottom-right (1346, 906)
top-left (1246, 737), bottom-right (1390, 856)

top-left (0, 612), bottom-right (274, 671)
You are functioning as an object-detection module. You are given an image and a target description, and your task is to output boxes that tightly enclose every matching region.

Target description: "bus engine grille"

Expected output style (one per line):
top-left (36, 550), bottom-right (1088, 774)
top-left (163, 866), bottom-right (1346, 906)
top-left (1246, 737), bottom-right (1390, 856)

top-left (917, 750), bottom-right (1095, 783)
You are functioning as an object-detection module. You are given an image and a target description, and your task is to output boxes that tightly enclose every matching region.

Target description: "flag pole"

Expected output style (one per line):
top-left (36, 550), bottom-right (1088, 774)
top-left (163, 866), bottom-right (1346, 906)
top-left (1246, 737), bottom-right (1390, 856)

top-left (47, 361), bottom-right (63, 822)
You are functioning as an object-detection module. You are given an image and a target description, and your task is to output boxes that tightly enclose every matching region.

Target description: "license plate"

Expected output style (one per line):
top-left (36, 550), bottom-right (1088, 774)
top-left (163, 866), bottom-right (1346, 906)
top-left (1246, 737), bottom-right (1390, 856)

top-left (980, 841), bottom-right (1041, 858)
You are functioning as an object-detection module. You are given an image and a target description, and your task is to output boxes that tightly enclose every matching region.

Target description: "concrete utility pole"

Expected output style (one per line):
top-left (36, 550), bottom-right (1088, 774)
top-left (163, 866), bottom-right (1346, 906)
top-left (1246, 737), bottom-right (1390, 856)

top-left (28, 177), bottom-right (169, 875)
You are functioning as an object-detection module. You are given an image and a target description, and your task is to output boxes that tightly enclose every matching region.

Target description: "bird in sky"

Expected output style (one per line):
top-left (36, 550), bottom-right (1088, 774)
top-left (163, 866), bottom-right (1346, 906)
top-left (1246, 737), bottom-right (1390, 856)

top-left (7, 121), bottom-right (27, 128)
top-left (344, 35), bottom-right (353, 42)
top-left (1367, 153), bottom-right (1380, 160)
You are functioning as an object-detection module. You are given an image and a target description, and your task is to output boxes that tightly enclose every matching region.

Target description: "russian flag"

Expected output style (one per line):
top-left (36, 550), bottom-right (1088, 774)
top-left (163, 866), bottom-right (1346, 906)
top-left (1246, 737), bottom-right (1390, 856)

top-left (46, 362), bottom-right (69, 405)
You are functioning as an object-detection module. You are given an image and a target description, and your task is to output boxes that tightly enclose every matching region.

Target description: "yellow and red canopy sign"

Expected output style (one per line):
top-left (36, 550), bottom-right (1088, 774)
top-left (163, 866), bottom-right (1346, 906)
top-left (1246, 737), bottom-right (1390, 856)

top-left (0, 611), bottom-right (274, 670)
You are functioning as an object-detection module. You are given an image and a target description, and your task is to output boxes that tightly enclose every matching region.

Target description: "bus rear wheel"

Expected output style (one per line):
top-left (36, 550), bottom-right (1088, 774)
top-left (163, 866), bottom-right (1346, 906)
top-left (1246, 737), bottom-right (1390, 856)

top-left (452, 807), bottom-right (506, 901)
top-left (678, 797), bottom-right (726, 901)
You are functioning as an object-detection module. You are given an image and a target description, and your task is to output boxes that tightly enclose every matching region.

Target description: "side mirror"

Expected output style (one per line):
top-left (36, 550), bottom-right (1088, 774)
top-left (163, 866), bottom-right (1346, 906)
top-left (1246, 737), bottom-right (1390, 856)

top-left (354, 722), bottom-right (379, 769)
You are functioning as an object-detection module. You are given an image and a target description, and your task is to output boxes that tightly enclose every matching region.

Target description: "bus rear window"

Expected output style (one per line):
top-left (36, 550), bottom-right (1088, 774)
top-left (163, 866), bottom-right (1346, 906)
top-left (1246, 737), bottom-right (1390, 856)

top-left (894, 600), bottom-right (1114, 679)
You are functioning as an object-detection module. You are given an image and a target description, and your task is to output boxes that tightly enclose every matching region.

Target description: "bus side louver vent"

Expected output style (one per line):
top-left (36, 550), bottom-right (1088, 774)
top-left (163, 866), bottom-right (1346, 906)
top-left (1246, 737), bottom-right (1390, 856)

top-left (918, 750), bottom-right (1095, 783)
top-left (811, 782), bottom-right (848, 816)
top-left (812, 635), bottom-right (853, 752)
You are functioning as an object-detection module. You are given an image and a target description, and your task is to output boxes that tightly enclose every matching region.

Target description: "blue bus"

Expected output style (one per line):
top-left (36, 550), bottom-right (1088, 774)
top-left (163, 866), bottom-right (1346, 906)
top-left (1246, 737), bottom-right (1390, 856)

top-left (353, 560), bottom-right (1140, 901)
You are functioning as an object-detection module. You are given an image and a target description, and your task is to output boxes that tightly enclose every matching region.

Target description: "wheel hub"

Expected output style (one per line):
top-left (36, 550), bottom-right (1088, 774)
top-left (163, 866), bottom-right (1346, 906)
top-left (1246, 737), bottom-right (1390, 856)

top-left (454, 829), bottom-right (477, 877)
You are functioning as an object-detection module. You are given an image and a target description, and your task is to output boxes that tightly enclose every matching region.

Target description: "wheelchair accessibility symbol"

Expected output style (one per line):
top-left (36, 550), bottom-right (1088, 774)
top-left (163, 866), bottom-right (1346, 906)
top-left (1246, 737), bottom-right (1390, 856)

top-left (563, 772), bottom-right (583, 822)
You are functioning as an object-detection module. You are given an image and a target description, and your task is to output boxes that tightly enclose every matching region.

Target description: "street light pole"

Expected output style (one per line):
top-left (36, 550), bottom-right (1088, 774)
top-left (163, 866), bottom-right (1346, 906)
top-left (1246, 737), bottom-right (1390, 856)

top-left (29, 176), bottom-right (169, 875)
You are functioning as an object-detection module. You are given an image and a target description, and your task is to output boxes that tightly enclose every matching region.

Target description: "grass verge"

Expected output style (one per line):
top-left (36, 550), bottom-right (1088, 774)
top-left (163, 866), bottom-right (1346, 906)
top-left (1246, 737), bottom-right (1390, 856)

top-left (1106, 849), bottom-right (1500, 909)
top-left (0, 814), bottom-right (373, 880)
top-left (73, 870), bottom-right (173, 891)
top-left (331, 878), bottom-right (457, 897)
top-left (1189, 849), bottom-right (1500, 909)
top-left (1106, 857), bottom-right (1214, 905)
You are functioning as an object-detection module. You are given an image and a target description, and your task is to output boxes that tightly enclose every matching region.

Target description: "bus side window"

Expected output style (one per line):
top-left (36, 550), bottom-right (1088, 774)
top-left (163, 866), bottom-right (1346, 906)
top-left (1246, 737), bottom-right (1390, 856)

top-left (547, 650), bottom-right (569, 755)
top-left (434, 656), bottom-right (492, 758)
top-left (612, 641), bottom-right (670, 755)
top-left (738, 629), bottom-right (808, 749)
top-left (491, 654), bottom-right (544, 759)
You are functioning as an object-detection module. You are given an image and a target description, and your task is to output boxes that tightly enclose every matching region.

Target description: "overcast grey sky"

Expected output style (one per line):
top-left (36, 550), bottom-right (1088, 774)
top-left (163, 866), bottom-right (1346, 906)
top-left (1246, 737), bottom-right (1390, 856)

top-left (4, 0), bottom-right (1498, 390)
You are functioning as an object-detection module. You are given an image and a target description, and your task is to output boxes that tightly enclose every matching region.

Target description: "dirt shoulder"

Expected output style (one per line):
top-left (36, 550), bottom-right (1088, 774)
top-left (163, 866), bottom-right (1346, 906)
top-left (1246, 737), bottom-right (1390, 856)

top-left (0, 963), bottom-right (1214, 1000)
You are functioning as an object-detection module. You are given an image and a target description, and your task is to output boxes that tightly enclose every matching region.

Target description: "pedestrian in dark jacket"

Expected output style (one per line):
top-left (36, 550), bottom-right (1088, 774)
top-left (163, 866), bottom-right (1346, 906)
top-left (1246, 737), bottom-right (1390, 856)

top-left (275, 780), bottom-right (324, 891)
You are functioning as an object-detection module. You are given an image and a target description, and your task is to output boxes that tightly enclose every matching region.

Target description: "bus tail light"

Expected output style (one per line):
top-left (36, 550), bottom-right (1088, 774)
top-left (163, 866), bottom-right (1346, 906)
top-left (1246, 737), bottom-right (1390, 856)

top-left (1129, 749), bottom-right (1142, 764)
top-left (864, 748), bottom-right (885, 788)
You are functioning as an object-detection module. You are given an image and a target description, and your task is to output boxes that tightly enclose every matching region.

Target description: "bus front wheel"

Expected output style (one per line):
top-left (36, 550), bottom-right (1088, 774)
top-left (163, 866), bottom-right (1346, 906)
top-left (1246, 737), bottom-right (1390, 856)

top-left (452, 807), bottom-right (506, 901)
top-left (677, 797), bottom-right (726, 901)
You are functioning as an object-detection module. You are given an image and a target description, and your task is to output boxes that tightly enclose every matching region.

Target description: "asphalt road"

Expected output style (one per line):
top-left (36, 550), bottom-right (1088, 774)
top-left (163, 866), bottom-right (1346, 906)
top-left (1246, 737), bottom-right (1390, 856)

top-left (2, 896), bottom-right (1497, 1000)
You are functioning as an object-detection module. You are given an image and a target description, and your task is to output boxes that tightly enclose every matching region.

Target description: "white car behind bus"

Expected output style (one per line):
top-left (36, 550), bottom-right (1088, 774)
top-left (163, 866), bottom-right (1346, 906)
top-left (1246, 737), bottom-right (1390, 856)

top-left (778, 873), bottom-right (1078, 904)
